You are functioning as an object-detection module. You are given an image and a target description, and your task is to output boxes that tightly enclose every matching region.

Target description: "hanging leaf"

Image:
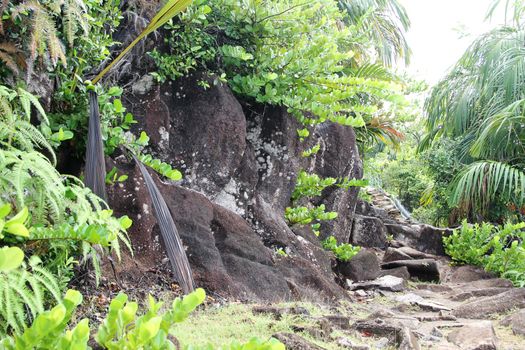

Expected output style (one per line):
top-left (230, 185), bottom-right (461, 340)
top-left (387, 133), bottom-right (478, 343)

top-left (85, 91), bottom-right (107, 202)
top-left (133, 155), bottom-right (195, 294)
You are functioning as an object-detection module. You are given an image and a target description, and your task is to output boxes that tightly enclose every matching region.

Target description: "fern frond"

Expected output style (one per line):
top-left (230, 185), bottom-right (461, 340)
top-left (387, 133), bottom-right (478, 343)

top-left (62, 0), bottom-right (88, 46)
top-left (12, 1), bottom-right (66, 80)
top-left (0, 260), bottom-right (62, 337)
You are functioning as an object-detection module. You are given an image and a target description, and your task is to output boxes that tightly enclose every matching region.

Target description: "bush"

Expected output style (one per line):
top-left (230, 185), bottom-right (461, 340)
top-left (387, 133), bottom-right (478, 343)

top-left (322, 236), bottom-right (361, 262)
top-left (444, 220), bottom-right (525, 286)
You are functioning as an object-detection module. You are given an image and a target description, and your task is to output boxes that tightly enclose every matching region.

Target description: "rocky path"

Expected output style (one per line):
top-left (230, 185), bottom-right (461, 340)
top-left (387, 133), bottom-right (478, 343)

top-left (267, 262), bottom-right (525, 350)
top-left (271, 196), bottom-right (525, 350)
top-left (366, 188), bottom-right (412, 224)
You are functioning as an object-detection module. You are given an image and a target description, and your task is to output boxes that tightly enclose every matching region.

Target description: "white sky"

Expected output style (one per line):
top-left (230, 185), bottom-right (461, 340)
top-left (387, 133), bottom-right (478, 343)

top-left (399, 0), bottom-right (507, 83)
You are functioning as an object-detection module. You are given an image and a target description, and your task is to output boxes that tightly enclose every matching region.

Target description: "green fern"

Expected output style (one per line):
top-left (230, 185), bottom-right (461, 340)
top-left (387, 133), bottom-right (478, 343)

top-left (0, 256), bottom-right (62, 336)
top-left (12, 1), bottom-right (66, 79)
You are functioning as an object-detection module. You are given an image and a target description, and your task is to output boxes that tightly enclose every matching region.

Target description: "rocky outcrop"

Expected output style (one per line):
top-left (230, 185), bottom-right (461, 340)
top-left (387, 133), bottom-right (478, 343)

top-left (107, 72), bottom-right (363, 301)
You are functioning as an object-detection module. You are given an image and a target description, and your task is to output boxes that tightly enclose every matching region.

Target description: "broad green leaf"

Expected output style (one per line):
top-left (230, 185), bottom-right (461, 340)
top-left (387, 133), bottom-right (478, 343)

top-left (0, 246), bottom-right (24, 272)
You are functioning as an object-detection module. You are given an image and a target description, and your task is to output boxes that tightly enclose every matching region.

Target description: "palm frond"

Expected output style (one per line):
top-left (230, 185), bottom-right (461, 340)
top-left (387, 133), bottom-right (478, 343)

top-left (85, 91), bottom-right (107, 202)
top-left (134, 155), bottom-right (195, 295)
top-left (338, 0), bottom-right (411, 66)
top-left (425, 27), bottom-right (525, 147)
top-left (92, 0), bottom-right (193, 84)
top-left (450, 161), bottom-right (525, 214)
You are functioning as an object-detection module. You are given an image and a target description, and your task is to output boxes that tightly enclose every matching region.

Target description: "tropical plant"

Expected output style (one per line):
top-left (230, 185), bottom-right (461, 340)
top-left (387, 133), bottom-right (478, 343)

top-left (0, 205), bottom-right (63, 336)
top-left (421, 0), bottom-right (525, 219)
top-left (152, 0), bottom-right (405, 129)
top-left (444, 220), bottom-right (525, 286)
top-left (0, 287), bottom-right (285, 349)
top-left (337, 0), bottom-right (411, 66)
top-left (322, 236), bottom-right (361, 261)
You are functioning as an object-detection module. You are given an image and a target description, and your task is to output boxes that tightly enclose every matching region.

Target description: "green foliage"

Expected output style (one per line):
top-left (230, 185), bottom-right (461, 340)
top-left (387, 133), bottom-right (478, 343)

top-left (337, 0), bottom-right (411, 66)
top-left (322, 236), bottom-right (361, 262)
top-left (105, 167), bottom-right (129, 185)
top-left (0, 288), bottom-right (285, 349)
top-left (0, 255), bottom-right (62, 336)
top-left (96, 288), bottom-right (205, 349)
top-left (291, 171), bottom-right (337, 202)
top-left (421, 2), bottom-right (525, 218)
top-left (285, 205), bottom-right (338, 226)
top-left (152, 0), bottom-right (405, 128)
top-left (444, 220), bottom-right (525, 286)
top-left (292, 171), bottom-right (368, 203)
top-left (1, 289), bottom-right (85, 349)
top-left (443, 221), bottom-right (496, 266)
top-left (301, 144), bottom-right (320, 158)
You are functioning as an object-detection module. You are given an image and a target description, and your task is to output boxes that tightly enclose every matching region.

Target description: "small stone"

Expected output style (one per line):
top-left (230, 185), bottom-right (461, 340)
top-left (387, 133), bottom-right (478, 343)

top-left (431, 327), bottom-right (443, 338)
top-left (354, 289), bottom-right (368, 297)
top-left (272, 333), bottom-right (325, 350)
top-left (337, 337), bottom-right (370, 350)
top-left (324, 315), bottom-right (351, 330)
top-left (375, 338), bottom-right (390, 349)
top-left (395, 293), bottom-right (451, 312)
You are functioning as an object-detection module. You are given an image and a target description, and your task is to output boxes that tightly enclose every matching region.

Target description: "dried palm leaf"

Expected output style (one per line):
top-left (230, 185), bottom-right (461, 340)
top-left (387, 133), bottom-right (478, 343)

top-left (85, 91), bottom-right (107, 202)
top-left (133, 154), bottom-right (195, 294)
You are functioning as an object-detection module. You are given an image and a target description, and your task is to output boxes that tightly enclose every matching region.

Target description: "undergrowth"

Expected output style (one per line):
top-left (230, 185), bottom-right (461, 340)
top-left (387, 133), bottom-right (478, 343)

top-left (444, 221), bottom-right (525, 287)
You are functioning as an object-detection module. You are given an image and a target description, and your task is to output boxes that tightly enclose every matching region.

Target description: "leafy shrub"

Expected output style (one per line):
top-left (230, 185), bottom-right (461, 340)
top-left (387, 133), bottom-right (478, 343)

top-left (322, 236), bottom-right (361, 262)
top-left (443, 221), bottom-right (495, 266)
top-left (0, 288), bottom-right (284, 350)
top-left (285, 205), bottom-right (338, 226)
top-left (152, 0), bottom-right (404, 128)
top-left (291, 171), bottom-right (368, 203)
top-left (444, 220), bottom-right (525, 286)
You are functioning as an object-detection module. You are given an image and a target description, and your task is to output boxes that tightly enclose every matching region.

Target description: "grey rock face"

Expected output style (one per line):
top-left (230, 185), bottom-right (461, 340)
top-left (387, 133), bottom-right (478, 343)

top-left (350, 215), bottom-right (388, 248)
top-left (108, 72), bottom-right (363, 301)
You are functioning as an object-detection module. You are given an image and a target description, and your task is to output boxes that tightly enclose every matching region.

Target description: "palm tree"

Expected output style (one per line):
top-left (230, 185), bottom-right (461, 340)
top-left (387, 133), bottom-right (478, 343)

top-left (422, 0), bottom-right (525, 217)
top-left (338, 0), bottom-right (411, 66)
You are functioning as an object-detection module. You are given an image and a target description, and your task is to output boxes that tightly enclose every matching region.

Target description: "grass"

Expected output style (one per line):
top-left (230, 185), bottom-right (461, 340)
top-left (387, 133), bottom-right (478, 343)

top-left (169, 301), bottom-right (374, 349)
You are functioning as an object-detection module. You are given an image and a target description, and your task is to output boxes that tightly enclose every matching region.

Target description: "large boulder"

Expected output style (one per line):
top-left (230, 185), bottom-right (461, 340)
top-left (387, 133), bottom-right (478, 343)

top-left (351, 215), bottom-right (387, 248)
top-left (106, 72), bottom-right (363, 301)
top-left (385, 224), bottom-right (452, 256)
top-left (337, 249), bottom-right (381, 282)
top-left (107, 160), bottom-right (345, 301)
